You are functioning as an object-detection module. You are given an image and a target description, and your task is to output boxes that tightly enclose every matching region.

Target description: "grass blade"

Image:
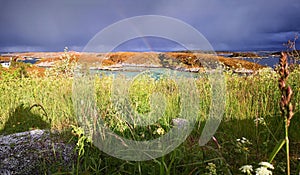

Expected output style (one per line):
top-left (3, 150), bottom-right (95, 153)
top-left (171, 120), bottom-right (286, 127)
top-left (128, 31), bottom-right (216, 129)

top-left (268, 139), bottom-right (286, 162)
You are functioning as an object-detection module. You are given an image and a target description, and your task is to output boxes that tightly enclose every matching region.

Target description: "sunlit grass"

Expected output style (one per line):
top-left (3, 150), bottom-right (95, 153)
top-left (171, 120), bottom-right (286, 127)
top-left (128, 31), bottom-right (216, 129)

top-left (0, 66), bottom-right (300, 174)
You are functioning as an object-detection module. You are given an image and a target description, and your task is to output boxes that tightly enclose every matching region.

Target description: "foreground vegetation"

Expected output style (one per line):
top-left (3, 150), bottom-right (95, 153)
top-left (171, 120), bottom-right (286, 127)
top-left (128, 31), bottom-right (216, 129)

top-left (0, 58), bottom-right (300, 174)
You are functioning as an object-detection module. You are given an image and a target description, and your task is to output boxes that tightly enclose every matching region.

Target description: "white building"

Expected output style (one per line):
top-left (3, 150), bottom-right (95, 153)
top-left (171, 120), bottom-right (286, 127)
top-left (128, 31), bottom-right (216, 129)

top-left (0, 61), bottom-right (11, 68)
top-left (0, 57), bottom-right (12, 68)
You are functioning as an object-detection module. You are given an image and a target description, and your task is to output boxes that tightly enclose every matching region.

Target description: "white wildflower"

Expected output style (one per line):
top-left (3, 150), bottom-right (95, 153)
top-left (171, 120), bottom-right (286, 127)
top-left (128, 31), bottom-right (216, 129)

top-left (258, 162), bottom-right (274, 169)
top-left (239, 165), bottom-right (253, 174)
top-left (237, 137), bottom-right (252, 145)
top-left (255, 167), bottom-right (272, 175)
top-left (254, 117), bottom-right (266, 125)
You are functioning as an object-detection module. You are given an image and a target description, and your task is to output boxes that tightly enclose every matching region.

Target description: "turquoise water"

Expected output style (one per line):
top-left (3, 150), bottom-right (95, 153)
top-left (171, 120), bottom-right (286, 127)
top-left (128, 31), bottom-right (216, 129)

top-left (91, 67), bottom-right (200, 79)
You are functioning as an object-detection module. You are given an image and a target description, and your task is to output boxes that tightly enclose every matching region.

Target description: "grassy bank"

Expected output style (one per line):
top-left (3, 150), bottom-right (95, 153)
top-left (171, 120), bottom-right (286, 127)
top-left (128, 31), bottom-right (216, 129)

top-left (0, 66), bottom-right (300, 174)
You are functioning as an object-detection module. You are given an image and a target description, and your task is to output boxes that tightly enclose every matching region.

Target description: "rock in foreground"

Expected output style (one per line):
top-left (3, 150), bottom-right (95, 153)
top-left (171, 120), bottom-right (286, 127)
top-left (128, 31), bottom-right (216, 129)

top-left (0, 130), bottom-right (76, 175)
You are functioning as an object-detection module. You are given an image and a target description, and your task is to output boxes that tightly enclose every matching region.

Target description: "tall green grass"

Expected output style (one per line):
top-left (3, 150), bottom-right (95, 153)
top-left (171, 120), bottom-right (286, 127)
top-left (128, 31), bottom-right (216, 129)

top-left (0, 66), bottom-right (299, 174)
top-left (0, 76), bottom-right (74, 132)
top-left (2, 68), bottom-right (298, 132)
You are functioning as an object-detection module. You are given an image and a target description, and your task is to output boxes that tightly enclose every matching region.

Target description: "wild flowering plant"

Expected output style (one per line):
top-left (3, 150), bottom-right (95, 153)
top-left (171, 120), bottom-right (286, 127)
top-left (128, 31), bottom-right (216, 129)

top-left (240, 162), bottom-right (274, 175)
top-left (241, 52), bottom-right (295, 175)
top-left (239, 165), bottom-right (253, 175)
top-left (277, 52), bottom-right (294, 175)
top-left (278, 52), bottom-right (294, 127)
top-left (46, 47), bottom-right (78, 77)
top-left (205, 162), bottom-right (217, 175)
top-left (283, 33), bottom-right (300, 64)
top-left (255, 162), bottom-right (274, 175)
top-left (154, 127), bottom-right (165, 135)
top-left (253, 117), bottom-right (266, 126)
top-left (235, 137), bottom-right (252, 164)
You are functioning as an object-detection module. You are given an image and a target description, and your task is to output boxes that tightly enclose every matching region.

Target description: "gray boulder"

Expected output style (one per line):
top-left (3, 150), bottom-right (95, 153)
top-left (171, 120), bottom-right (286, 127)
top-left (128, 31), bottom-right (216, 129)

top-left (0, 130), bottom-right (76, 175)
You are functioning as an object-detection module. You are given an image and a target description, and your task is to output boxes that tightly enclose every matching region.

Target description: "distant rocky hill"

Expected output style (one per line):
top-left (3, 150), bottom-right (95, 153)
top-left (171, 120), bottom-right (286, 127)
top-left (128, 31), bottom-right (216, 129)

top-left (78, 52), bottom-right (265, 71)
top-left (1, 51), bottom-right (266, 74)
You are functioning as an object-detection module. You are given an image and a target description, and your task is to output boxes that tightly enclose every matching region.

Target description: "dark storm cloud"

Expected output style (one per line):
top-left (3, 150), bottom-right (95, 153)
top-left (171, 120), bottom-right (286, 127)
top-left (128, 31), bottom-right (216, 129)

top-left (155, 0), bottom-right (300, 50)
top-left (0, 0), bottom-right (120, 50)
top-left (0, 0), bottom-right (299, 51)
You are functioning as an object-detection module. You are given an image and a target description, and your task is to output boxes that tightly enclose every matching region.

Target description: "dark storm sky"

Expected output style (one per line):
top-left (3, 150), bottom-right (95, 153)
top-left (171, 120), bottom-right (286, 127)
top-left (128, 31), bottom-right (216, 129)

top-left (0, 0), bottom-right (300, 52)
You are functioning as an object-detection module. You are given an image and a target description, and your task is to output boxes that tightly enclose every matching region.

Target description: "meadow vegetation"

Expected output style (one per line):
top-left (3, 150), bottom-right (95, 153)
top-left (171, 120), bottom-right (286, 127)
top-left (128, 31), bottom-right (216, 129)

top-left (0, 51), bottom-right (300, 174)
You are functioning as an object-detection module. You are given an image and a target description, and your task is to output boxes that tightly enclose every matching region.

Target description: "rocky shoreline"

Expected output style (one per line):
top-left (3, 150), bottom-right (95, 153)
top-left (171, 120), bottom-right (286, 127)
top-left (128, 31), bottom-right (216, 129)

top-left (0, 51), bottom-right (268, 76)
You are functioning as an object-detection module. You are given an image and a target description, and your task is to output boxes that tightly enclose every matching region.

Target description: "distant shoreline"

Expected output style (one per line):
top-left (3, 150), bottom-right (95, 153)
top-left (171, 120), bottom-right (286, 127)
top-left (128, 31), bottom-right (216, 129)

top-left (0, 51), bottom-right (275, 74)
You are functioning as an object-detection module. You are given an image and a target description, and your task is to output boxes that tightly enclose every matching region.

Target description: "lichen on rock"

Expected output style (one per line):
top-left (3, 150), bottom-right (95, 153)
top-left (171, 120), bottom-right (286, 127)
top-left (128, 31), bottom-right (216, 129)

top-left (0, 129), bottom-right (76, 175)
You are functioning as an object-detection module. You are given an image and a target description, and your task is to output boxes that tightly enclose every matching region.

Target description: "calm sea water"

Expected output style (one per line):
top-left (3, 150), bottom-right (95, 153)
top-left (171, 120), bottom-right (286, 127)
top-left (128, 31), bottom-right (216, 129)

top-left (91, 67), bottom-right (200, 79)
top-left (219, 51), bottom-right (281, 68)
top-left (239, 56), bottom-right (280, 68)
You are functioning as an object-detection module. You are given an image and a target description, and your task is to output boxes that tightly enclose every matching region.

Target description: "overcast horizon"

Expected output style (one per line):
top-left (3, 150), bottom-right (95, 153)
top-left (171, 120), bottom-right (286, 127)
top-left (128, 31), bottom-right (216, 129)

top-left (1, 0), bottom-right (300, 52)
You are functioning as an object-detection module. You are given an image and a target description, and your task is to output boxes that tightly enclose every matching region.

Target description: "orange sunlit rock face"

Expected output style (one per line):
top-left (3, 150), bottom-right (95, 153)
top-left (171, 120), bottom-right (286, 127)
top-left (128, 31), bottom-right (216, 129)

top-left (0, 51), bottom-right (266, 77)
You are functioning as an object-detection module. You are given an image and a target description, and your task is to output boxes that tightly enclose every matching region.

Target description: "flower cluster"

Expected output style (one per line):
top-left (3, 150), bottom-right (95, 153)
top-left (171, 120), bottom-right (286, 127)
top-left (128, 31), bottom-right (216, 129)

top-left (255, 162), bottom-right (274, 175)
top-left (206, 162), bottom-right (217, 175)
top-left (235, 137), bottom-right (252, 155)
top-left (239, 165), bottom-right (253, 175)
top-left (236, 137), bottom-right (252, 145)
top-left (240, 162), bottom-right (274, 175)
top-left (154, 127), bottom-right (165, 135)
top-left (254, 117), bottom-right (266, 126)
